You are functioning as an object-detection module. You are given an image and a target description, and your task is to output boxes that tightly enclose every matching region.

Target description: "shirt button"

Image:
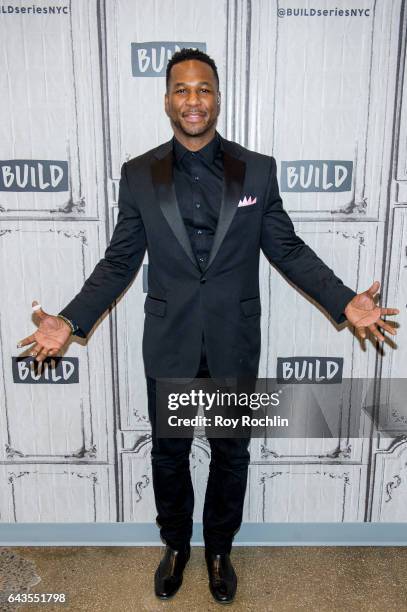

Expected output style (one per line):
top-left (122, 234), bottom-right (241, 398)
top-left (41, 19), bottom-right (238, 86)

top-left (194, 176), bottom-right (199, 181)
top-left (195, 202), bottom-right (201, 208)
top-left (197, 229), bottom-right (203, 235)
top-left (198, 257), bottom-right (204, 262)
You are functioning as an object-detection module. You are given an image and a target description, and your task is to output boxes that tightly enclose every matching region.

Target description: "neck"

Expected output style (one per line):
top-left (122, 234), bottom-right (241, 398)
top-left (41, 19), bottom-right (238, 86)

top-left (172, 127), bottom-right (216, 152)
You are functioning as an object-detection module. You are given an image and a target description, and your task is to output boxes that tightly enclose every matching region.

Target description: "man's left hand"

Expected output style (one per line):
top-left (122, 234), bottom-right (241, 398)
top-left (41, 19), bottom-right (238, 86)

top-left (344, 281), bottom-right (399, 343)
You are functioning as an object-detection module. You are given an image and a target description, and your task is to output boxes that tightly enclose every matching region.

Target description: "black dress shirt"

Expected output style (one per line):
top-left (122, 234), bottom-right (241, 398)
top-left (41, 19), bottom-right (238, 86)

top-left (173, 132), bottom-right (224, 372)
top-left (172, 131), bottom-right (223, 272)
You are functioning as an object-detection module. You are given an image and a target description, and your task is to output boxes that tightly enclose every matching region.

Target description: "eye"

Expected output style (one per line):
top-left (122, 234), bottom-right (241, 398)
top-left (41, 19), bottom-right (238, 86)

top-left (200, 88), bottom-right (210, 93)
top-left (175, 88), bottom-right (186, 94)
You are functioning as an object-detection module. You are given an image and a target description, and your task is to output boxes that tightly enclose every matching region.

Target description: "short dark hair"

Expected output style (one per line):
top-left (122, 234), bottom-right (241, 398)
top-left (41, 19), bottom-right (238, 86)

top-left (166, 48), bottom-right (219, 91)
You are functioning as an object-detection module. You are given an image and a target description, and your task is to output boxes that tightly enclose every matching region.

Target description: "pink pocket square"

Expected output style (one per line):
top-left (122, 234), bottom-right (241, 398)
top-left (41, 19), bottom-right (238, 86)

top-left (238, 195), bottom-right (257, 207)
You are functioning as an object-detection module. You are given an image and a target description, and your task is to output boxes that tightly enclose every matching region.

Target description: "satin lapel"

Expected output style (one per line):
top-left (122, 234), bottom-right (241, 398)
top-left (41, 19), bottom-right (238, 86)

top-left (151, 148), bottom-right (199, 270)
top-left (204, 148), bottom-right (246, 272)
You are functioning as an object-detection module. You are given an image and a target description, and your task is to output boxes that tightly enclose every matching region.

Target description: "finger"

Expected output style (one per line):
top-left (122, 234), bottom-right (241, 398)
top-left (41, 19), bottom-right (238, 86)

top-left (367, 280), bottom-right (380, 297)
top-left (17, 333), bottom-right (37, 348)
top-left (368, 324), bottom-right (385, 342)
top-left (355, 326), bottom-right (366, 340)
top-left (35, 347), bottom-right (50, 363)
top-left (376, 318), bottom-right (397, 335)
top-left (29, 344), bottom-right (44, 358)
top-left (380, 308), bottom-right (400, 316)
top-left (32, 300), bottom-right (48, 320)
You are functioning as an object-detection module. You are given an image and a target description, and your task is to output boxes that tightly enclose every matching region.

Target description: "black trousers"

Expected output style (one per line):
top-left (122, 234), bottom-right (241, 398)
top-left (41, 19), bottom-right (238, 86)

top-left (146, 339), bottom-right (252, 554)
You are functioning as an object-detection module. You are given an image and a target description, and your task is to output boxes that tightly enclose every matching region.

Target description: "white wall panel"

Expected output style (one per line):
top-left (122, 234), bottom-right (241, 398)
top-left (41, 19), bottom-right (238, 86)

top-left (370, 207), bottom-right (407, 473)
top-left (0, 222), bottom-right (114, 462)
top-left (395, 11), bottom-right (407, 186)
top-left (2, 464), bottom-right (115, 522)
top-left (248, 0), bottom-right (402, 220)
top-left (0, 0), bottom-right (104, 218)
top-left (254, 221), bottom-right (382, 464)
top-left (379, 207), bottom-right (407, 381)
top-left (243, 464), bottom-right (367, 522)
top-left (262, 221), bottom-right (382, 379)
top-left (0, 465), bottom-right (12, 522)
top-left (371, 438), bottom-right (407, 521)
top-left (121, 438), bottom-right (155, 522)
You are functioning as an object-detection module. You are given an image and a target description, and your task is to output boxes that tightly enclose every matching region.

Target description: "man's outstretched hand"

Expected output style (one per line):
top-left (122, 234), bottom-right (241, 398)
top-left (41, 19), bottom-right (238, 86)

top-left (17, 300), bottom-right (72, 362)
top-left (344, 281), bottom-right (399, 344)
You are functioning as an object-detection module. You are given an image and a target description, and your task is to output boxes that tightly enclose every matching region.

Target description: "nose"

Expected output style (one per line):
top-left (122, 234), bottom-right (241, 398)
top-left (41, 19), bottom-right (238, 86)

top-left (185, 90), bottom-right (201, 106)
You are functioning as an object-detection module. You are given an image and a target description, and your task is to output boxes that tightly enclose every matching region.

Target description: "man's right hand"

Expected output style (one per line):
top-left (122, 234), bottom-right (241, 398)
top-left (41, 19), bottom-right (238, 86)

top-left (17, 300), bottom-right (72, 363)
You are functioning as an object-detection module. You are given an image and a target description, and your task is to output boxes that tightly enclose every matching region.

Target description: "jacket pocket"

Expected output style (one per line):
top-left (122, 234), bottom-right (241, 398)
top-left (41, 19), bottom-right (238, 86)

top-left (240, 296), bottom-right (261, 317)
top-left (236, 203), bottom-right (258, 214)
top-left (144, 295), bottom-right (167, 317)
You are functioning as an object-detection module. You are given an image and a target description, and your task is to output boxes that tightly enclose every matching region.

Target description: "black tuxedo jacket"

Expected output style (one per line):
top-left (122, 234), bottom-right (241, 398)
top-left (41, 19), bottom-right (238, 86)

top-left (60, 133), bottom-right (356, 378)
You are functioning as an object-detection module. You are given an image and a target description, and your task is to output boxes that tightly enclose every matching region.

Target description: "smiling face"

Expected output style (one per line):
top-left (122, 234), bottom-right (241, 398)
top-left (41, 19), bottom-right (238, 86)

top-left (165, 59), bottom-right (220, 149)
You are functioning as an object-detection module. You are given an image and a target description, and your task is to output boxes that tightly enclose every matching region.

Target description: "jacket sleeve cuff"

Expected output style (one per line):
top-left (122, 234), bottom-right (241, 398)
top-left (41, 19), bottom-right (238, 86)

top-left (331, 287), bottom-right (357, 325)
top-left (58, 310), bottom-right (87, 338)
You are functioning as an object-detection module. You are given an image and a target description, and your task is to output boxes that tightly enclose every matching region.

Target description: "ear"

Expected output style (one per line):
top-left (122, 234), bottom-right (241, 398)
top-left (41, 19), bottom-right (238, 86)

top-left (164, 92), bottom-right (169, 117)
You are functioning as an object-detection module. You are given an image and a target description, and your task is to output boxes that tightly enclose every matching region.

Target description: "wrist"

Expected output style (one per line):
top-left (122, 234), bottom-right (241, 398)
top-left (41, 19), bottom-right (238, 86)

top-left (344, 299), bottom-right (354, 318)
top-left (56, 314), bottom-right (75, 335)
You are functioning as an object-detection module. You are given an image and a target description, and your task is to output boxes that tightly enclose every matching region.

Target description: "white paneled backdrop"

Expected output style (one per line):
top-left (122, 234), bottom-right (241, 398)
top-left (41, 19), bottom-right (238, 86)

top-left (0, 0), bottom-right (406, 527)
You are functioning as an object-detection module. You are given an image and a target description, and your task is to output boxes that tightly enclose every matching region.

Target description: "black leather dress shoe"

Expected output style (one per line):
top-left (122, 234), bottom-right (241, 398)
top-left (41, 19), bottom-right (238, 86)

top-left (154, 544), bottom-right (191, 599)
top-left (205, 551), bottom-right (237, 604)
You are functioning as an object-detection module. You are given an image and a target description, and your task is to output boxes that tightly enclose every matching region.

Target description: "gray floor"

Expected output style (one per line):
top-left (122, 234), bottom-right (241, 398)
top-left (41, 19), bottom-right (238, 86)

top-left (9, 546), bottom-right (407, 611)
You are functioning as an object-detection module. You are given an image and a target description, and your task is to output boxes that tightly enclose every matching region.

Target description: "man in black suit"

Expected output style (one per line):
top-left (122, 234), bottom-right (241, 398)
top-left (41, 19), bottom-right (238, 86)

top-left (18, 49), bottom-right (398, 604)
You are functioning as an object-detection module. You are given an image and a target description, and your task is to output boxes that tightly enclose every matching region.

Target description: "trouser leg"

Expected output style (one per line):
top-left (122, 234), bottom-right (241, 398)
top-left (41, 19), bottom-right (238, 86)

top-left (202, 434), bottom-right (251, 554)
top-left (146, 375), bottom-right (194, 550)
top-left (202, 372), bottom-right (253, 554)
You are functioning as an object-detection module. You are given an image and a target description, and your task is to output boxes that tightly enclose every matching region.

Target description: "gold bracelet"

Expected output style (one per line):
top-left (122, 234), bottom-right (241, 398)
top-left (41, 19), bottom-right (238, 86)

top-left (56, 314), bottom-right (75, 334)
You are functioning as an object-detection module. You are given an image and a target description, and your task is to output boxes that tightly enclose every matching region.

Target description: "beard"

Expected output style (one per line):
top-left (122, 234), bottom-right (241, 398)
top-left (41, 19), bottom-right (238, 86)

top-left (171, 113), bottom-right (218, 138)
